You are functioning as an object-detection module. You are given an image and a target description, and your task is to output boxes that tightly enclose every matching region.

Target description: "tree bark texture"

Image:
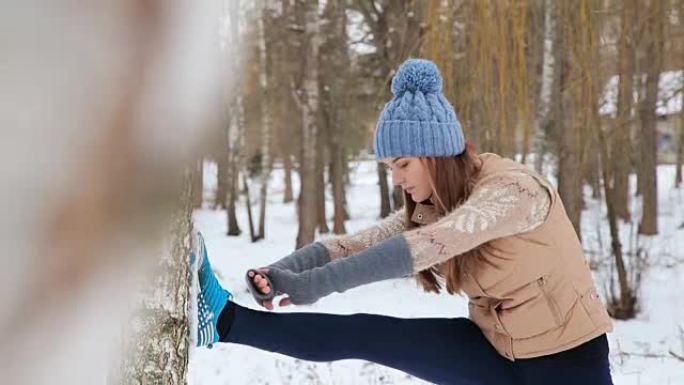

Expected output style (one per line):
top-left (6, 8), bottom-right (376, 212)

top-left (637, 0), bottom-right (664, 235)
top-left (256, 5), bottom-right (273, 241)
top-left (295, 0), bottom-right (320, 249)
top-left (114, 170), bottom-right (194, 385)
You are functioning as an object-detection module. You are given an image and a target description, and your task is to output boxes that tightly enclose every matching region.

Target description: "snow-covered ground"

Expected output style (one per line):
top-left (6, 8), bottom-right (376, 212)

top-left (189, 158), bottom-right (684, 385)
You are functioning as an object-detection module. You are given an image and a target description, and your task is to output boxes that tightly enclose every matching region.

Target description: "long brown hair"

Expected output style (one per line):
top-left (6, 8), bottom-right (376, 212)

top-left (405, 143), bottom-right (485, 294)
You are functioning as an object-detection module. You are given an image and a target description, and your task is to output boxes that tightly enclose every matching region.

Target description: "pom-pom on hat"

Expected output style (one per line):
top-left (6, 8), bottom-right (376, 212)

top-left (374, 58), bottom-right (465, 159)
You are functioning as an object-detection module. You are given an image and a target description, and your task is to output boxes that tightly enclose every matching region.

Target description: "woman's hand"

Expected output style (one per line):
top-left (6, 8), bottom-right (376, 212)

top-left (248, 268), bottom-right (292, 310)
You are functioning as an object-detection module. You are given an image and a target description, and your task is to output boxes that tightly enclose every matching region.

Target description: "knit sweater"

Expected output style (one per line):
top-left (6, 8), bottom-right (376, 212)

top-left (264, 157), bottom-right (551, 305)
top-left (263, 153), bottom-right (612, 361)
top-left (320, 170), bottom-right (551, 272)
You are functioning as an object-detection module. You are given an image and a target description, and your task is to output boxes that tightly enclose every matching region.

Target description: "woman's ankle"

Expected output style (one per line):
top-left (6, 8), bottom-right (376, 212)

top-left (217, 300), bottom-right (237, 341)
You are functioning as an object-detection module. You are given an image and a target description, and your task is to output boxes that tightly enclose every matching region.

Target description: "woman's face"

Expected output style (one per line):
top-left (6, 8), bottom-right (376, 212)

top-left (383, 157), bottom-right (433, 203)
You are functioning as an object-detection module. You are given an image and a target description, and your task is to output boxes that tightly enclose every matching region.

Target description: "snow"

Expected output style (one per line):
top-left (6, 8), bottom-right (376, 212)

top-left (189, 159), bottom-right (684, 385)
top-left (600, 70), bottom-right (683, 117)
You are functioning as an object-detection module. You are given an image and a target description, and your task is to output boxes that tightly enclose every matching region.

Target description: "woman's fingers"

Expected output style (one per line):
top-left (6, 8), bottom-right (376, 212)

top-left (254, 275), bottom-right (270, 291)
top-left (247, 267), bottom-right (278, 302)
top-left (279, 297), bottom-right (292, 307)
top-left (263, 297), bottom-right (289, 310)
top-left (251, 270), bottom-right (272, 294)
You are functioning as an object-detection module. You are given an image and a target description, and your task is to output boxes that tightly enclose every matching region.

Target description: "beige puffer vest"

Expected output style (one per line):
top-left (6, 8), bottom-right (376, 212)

top-left (415, 154), bottom-right (613, 360)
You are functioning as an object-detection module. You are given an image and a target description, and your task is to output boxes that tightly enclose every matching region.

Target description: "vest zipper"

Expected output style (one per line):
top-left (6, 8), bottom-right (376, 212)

top-left (537, 277), bottom-right (562, 326)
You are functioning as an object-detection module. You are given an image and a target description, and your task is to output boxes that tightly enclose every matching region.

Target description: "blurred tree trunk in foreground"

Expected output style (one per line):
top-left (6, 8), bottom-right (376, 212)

top-left (112, 171), bottom-right (194, 384)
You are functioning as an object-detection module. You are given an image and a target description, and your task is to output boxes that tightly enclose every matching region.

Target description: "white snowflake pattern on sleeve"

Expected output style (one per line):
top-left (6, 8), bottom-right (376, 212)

top-left (404, 172), bottom-right (551, 272)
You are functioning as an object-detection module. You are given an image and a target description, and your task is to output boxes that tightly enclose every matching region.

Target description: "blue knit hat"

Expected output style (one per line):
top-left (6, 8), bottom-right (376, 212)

top-left (374, 58), bottom-right (465, 159)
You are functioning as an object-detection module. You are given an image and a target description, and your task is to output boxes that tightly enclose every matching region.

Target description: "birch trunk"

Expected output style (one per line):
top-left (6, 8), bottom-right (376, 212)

top-left (226, 104), bottom-right (242, 236)
top-left (226, 0), bottom-right (242, 236)
top-left (534, 0), bottom-right (556, 173)
top-left (316, 135), bottom-right (329, 234)
top-left (256, 5), bottom-right (272, 241)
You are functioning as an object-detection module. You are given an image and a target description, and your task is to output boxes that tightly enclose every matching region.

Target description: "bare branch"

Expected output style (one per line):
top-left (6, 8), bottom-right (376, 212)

top-left (355, 0), bottom-right (379, 32)
top-left (669, 350), bottom-right (684, 362)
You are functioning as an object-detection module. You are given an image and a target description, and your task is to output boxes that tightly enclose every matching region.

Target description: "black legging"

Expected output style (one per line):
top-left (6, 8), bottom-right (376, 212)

top-left (220, 302), bottom-right (613, 385)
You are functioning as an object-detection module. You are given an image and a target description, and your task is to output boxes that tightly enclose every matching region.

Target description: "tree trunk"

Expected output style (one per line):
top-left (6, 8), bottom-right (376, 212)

top-left (637, 0), bottom-right (663, 235)
top-left (225, 0), bottom-right (242, 237)
top-left (316, 135), bottom-right (329, 234)
top-left (115, 170), bottom-right (194, 384)
top-left (493, 2), bottom-right (514, 159)
top-left (512, 1), bottom-right (531, 164)
top-left (283, 154), bottom-right (294, 203)
top-left (342, 157), bottom-right (351, 221)
top-left (330, 147), bottom-right (347, 234)
top-left (228, 95), bottom-right (246, 237)
top-left (377, 164), bottom-right (392, 218)
top-left (534, 0), bottom-right (556, 173)
top-left (226, 105), bottom-right (242, 236)
top-left (295, 0), bottom-right (320, 249)
top-left (576, 0), bottom-right (602, 206)
top-left (391, 185), bottom-right (404, 210)
top-left (244, 173), bottom-right (257, 242)
top-left (226, 166), bottom-right (241, 236)
top-left (585, 150), bottom-right (601, 201)
top-left (597, 112), bottom-right (636, 320)
top-left (612, 0), bottom-right (636, 221)
top-left (256, 6), bottom-right (273, 241)
top-left (556, 107), bottom-right (582, 241)
top-left (555, 2), bottom-right (582, 240)
top-left (225, 132), bottom-right (240, 236)
top-left (321, 0), bottom-right (348, 235)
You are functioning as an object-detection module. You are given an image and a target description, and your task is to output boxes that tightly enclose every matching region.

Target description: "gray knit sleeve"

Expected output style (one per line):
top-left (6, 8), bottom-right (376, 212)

top-left (266, 235), bottom-right (414, 305)
top-left (267, 242), bottom-right (331, 273)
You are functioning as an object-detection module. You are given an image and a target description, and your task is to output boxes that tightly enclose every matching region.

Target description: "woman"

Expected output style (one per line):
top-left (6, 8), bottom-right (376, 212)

top-left (192, 59), bottom-right (614, 385)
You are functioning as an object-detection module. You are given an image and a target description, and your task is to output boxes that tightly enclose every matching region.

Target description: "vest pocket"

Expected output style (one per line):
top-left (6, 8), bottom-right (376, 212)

top-left (578, 287), bottom-right (608, 327)
top-left (493, 276), bottom-right (577, 339)
top-left (537, 276), bottom-right (562, 326)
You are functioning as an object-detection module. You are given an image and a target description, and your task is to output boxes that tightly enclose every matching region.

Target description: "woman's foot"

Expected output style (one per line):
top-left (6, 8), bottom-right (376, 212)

top-left (191, 231), bottom-right (232, 348)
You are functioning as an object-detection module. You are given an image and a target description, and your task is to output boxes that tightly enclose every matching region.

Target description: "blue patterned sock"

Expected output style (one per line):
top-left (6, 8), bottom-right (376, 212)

top-left (192, 231), bottom-right (232, 348)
